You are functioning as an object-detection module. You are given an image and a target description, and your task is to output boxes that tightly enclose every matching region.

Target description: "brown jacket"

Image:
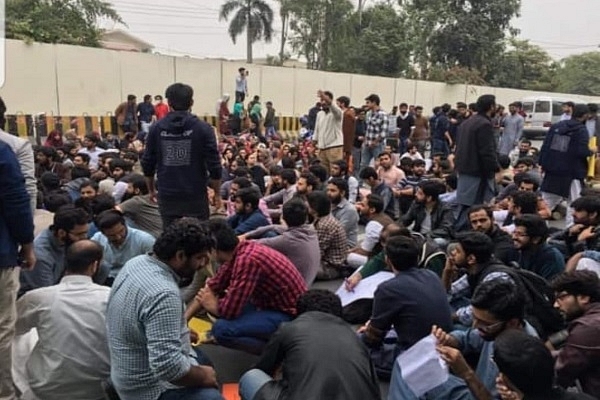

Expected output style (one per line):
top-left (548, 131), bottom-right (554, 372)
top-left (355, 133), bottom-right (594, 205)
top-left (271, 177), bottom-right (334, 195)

top-left (115, 101), bottom-right (137, 127)
top-left (411, 115), bottom-right (430, 141)
top-left (342, 108), bottom-right (356, 154)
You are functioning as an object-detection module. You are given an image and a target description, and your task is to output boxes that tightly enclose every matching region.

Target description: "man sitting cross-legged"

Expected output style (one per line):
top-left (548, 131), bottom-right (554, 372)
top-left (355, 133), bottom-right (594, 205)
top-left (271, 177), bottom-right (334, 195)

top-left (188, 219), bottom-right (307, 355)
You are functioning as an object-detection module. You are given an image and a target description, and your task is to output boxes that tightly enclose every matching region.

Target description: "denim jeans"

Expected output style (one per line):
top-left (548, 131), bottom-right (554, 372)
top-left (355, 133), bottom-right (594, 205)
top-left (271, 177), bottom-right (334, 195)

top-left (431, 138), bottom-right (449, 157)
top-left (158, 347), bottom-right (223, 400)
top-left (211, 304), bottom-right (293, 355)
top-left (360, 143), bottom-right (384, 172)
top-left (352, 147), bottom-right (362, 178)
top-left (389, 361), bottom-right (474, 400)
top-left (239, 369), bottom-right (273, 400)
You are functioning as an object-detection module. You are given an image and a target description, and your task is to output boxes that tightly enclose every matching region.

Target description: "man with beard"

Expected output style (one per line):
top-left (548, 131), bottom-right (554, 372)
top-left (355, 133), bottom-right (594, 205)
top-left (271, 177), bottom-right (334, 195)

top-left (329, 159), bottom-right (358, 204)
top-left (454, 95), bottom-right (499, 231)
top-left (328, 178), bottom-right (359, 247)
top-left (107, 158), bottom-right (133, 203)
top-left (106, 219), bottom-right (222, 400)
top-left (396, 103), bottom-right (415, 155)
top-left (553, 196), bottom-right (600, 258)
top-left (468, 205), bottom-right (516, 265)
top-left (498, 103), bottom-right (524, 156)
top-left (377, 151), bottom-right (405, 188)
top-left (116, 174), bottom-right (162, 238)
top-left (443, 232), bottom-right (513, 327)
top-left (389, 279), bottom-right (538, 400)
top-left (294, 172), bottom-right (319, 202)
top-left (401, 180), bottom-right (454, 247)
top-left (552, 270), bottom-right (600, 398)
top-left (512, 215), bottom-right (565, 280)
top-left (19, 205), bottom-right (109, 296)
top-left (34, 146), bottom-right (70, 184)
top-left (313, 90), bottom-right (343, 172)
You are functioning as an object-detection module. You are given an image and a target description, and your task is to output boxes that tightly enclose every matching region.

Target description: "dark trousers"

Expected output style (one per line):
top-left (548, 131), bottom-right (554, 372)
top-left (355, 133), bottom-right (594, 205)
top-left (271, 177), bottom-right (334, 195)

top-left (235, 91), bottom-right (246, 103)
top-left (159, 195), bottom-right (209, 230)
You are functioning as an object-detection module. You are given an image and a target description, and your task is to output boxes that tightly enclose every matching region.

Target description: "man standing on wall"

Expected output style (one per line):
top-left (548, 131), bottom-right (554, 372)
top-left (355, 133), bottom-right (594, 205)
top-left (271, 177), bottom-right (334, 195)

top-left (454, 95), bottom-right (499, 231)
top-left (235, 68), bottom-right (248, 103)
top-left (142, 83), bottom-right (222, 229)
top-left (115, 95), bottom-right (138, 135)
top-left (313, 90), bottom-right (343, 172)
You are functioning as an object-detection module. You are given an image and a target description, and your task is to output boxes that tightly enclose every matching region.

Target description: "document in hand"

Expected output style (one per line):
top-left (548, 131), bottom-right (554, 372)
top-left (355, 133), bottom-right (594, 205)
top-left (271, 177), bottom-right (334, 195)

top-left (335, 271), bottom-right (395, 307)
top-left (397, 334), bottom-right (448, 397)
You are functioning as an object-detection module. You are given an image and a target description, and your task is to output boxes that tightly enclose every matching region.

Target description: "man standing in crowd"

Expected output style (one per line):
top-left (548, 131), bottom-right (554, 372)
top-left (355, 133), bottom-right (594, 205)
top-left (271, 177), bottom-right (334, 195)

top-left (396, 102), bottom-right (415, 155)
top-left (455, 94), bottom-right (499, 230)
top-left (137, 94), bottom-right (156, 139)
top-left (361, 94), bottom-right (388, 171)
top-left (539, 104), bottom-right (591, 227)
top-left (235, 67), bottom-right (248, 103)
top-left (0, 138), bottom-right (36, 400)
top-left (498, 102), bottom-right (524, 156)
top-left (115, 94), bottom-right (138, 135)
top-left (142, 83), bottom-right (222, 229)
top-left (410, 106), bottom-right (429, 155)
top-left (107, 219), bottom-right (221, 400)
top-left (313, 90), bottom-right (343, 172)
top-left (154, 95), bottom-right (169, 120)
top-left (337, 96), bottom-right (356, 168)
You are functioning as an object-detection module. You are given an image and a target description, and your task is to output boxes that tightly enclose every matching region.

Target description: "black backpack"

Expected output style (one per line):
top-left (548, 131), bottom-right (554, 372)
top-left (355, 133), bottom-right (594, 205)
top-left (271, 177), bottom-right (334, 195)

top-left (486, 265), bottom-right (565, 340)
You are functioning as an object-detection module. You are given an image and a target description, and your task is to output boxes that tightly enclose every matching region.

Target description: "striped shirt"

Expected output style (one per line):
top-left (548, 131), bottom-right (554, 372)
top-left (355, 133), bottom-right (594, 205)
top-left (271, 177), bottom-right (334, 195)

top-left (106, 254), bottom-right (197, 400)
top-left (365, 109), bottom-right (389, 146)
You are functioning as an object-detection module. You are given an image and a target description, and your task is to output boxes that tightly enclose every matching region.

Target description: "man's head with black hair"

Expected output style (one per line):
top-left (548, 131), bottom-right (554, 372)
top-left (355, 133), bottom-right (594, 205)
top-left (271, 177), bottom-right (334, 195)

top-left (207, 218), bottom-right (239, 263)
top-left (154, 218), bottom-right (214, 278)
top-left (296, 289), bottom-right (342, 318)
top-left (552, 270), bottom-right (600, 322)
top-left (65, 240), bottom-right (103, 276)
top-left (282, 199), bottom-right (308, 227)
top-left (50, 205), bottom-right (90, 247)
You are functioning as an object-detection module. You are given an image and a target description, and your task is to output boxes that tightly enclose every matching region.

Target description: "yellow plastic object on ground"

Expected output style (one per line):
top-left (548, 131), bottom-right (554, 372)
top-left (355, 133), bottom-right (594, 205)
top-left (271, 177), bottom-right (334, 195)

top-left (188, 317), bottom-right (213, 345)
top-left (588, 137), bottom-right (597, 178)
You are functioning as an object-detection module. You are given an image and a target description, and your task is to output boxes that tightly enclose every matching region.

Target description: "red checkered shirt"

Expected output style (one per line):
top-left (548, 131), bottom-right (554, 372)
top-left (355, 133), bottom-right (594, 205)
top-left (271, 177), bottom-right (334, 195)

top-left (207, 241), bottom-right (307, 319)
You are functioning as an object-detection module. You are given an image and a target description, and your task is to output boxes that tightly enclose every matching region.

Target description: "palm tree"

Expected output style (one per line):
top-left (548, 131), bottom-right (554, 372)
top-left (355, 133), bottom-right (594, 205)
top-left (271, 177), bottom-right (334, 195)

top-left (220, 0), bottom-right (275, 64)
top-left (276, 0), bottom-right (291, 65)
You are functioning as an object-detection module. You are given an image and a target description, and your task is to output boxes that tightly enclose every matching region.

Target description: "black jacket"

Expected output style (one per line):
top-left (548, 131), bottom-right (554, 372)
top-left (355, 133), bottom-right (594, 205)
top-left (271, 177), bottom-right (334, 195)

top-left (402, 201), bottom-right (454, 239)
top-left (254, 312), bottom-right (381, 400)
top-left (455, 114), bottom-right (498, 178)
top-left (488, 226), bottom-right (517, 265)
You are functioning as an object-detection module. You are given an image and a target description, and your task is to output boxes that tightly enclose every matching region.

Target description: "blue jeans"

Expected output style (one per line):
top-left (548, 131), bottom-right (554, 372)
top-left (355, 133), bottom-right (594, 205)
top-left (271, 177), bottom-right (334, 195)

top-left (158, 348), bottom-right (223, 400)
top-left (431, 138), bottom-right (449, 157)
top-left (352, 147), bottom-right (362, 178)
top-left (389, 360), bottom-right (474, 400)
top-left (211, 304), bottom-right (292, 355)
top-left (360, 143), bottom-right (384, 171)
top-left (239, 369), bottom-right (273, 400)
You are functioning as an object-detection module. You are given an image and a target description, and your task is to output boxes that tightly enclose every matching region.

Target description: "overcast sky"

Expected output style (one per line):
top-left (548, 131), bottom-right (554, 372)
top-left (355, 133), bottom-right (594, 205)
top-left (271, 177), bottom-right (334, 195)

top-left (108, 0), bottom-right (600, 61)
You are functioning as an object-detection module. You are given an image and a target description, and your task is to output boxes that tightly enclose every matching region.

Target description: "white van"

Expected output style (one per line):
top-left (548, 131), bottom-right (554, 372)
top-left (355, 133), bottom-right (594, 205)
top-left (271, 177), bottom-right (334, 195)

top-left (521, 95), bottom-right (588, 138)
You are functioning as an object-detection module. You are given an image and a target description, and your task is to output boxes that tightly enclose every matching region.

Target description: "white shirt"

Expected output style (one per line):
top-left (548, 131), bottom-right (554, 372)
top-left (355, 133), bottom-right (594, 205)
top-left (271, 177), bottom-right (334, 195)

top-left (15, 275), bottom-right (111, 400)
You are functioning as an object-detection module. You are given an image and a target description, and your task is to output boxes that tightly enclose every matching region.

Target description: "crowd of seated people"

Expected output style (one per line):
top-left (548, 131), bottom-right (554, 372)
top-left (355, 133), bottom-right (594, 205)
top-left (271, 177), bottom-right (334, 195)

top-left (2, 92), bottom-right (600, 400)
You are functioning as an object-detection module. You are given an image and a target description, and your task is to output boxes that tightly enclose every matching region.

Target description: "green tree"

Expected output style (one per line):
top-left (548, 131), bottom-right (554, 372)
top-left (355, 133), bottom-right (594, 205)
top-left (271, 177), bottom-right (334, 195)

top-left (554, 52), bottom-right (600, 96)
top-left (7, 0), bottom-right (122, 47)
top-left (275, 0), bottom-right (292, 65)
top-left (488, 39), bottom-right (556, 91)
top-left (402, 0), bottom-right (521, 81)
top-left (329, 4), bottom-right (411, 77)
top-left (287, 0), bottom-right (353, 70)
top-left (220, 0), bottom-right (274, 64)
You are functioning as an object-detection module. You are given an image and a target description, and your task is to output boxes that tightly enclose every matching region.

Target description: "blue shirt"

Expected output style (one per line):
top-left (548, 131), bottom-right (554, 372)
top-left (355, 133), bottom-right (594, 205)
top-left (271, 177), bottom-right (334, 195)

top-left (137, 102), bottom-right (155, 123)
top-left (106, 255), bottom-right (198, 400)
top-left (91, 227), bottom-right (155, 278)
top-left (227, 209), bottom-right (270, 235)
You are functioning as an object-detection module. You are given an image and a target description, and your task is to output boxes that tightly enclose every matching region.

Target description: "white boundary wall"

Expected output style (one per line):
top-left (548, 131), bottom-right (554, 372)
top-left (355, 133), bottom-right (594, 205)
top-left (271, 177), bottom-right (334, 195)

top-left (2, 39), bottom-right (599, 116)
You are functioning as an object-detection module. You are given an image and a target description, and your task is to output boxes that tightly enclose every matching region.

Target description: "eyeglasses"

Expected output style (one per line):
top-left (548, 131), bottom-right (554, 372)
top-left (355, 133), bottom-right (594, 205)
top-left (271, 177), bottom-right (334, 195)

top-left (555, 292), bottom-right (572, 301)
top-left (473, 318), bottom-right (505, 334)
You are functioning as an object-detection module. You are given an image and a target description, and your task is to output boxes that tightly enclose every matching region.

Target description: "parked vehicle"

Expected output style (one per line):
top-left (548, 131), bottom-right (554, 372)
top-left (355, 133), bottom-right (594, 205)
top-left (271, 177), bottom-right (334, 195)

top-left (521, 95), bottom-right (588, 138)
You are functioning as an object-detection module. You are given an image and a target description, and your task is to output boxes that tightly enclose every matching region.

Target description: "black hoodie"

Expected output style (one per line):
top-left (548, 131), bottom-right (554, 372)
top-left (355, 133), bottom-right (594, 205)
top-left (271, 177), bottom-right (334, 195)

top-left (141, 111), bottom-right (221, 198)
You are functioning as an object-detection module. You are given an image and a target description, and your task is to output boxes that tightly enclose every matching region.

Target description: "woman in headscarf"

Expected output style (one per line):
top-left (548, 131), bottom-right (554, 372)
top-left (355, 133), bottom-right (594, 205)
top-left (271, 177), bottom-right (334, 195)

top-left (44, 129), bottom-right (64, 148)
top-left (217, 94), bottom-right (231, 135)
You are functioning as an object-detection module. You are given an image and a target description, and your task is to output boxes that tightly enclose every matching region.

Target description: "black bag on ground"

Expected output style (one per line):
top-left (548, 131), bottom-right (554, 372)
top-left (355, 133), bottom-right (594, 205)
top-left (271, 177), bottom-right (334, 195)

top-left (487, 265), bottom-right (565, 340)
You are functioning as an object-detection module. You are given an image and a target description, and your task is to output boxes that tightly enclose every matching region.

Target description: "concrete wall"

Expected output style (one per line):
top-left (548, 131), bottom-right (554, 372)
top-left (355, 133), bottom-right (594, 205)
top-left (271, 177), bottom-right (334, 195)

top-left (2, 39), bottom-right (600, 117)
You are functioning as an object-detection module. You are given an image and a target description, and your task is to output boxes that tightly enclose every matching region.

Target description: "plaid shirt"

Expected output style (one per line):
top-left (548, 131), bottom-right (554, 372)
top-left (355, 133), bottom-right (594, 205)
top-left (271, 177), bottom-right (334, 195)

top-left (450, 271), bottom-right (512, 325)
top-left (365, 109), bottom-right (389, 146)
top-left (313, 214), bottom-right (348, 268)
top-left (207, 241), bottom-right (307, 319)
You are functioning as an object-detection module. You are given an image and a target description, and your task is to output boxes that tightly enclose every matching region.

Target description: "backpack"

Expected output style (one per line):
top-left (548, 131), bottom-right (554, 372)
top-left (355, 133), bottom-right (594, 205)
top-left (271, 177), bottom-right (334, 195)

top-left (486, 265), bottom-right (565, 340)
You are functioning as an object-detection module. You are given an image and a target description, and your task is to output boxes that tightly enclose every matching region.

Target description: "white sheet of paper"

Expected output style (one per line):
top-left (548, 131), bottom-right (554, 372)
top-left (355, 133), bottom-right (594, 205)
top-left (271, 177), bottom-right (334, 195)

top-left (397, 334), bottom-right (449, 397)
top-left (335, 271), bottom-right (395, 307)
